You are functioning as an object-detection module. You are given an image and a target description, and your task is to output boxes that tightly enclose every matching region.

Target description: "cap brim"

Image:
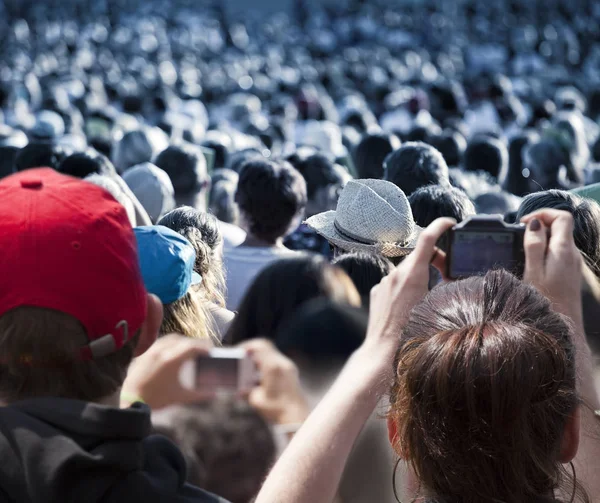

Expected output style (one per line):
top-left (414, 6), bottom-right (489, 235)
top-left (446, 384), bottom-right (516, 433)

top-left (305, 211), bottom-right (421, 258)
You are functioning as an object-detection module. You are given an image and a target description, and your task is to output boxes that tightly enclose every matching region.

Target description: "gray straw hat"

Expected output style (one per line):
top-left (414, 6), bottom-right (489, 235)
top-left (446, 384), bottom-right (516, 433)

top-left (305, 179), bottom-right (422, 257)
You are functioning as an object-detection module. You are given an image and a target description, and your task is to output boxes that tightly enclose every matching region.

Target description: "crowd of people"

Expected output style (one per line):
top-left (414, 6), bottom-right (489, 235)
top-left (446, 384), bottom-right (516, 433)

top-left (1, 0), bottom-right (600, 501)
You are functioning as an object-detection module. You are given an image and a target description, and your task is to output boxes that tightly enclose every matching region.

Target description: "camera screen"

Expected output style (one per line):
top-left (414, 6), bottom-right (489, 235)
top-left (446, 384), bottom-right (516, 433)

top-left (194, 357), bottom-right (239, 391)
top-left (450, 231), bottom-right (515, 278)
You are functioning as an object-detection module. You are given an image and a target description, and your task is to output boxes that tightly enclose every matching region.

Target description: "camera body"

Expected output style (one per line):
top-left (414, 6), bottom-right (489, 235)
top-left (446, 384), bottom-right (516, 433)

top-left (446, 215), bottom-right (526, 280)
top-left (179, 348), bottom-right (258, 394)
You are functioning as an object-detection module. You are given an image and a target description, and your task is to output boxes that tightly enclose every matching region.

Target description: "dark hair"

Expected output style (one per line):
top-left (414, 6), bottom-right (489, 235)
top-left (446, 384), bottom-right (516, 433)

top-left (429, 130), bottom-right (467, 168)
top-left (0, 146), bottom-right (19, 179)
top-left (275, 298), bottom-right (367, 360)
top-left (154, 144), bottom-right (208, 197)
top-left (58, 149), bottom-right (117, 179)
top-left (352, 133), bottom-right (401, 179)
top-left (158, 207), bottom-right (226, 307)
top-left (226, 149), bottom-right (263, 174)
top-left (503, 131), bottom-right (540, 197)
top-left (383, 142), bottom-right (449, 197)
top-left (474, 191), bottom-right (521, 215)
top-left (389, 270), bottom-right (586, 502)
top-left (202, 137), bottom-right (231, 171)
top-left (209, 180), bottom-right (239, 224)
top-left (225, 256), bottom-right (359, 346)
top-left (153, 398), bottom-right (276, 503)
top-left (332, 252), bottom-right (393, 306)
top-left (524, 139), bottom-right (570, 191)
top-left (409, 185), bottom-right (475, 227)
top-left (15, 142), bottom-right (67, 172)
top-left (293, 153), bottom-right (344, 200)
top-left (235, 159), bottom-right (307, 242)
top-left (463, 136), bottom-right (508, 180)
top-left (516, 190), bottom-right (600, 277)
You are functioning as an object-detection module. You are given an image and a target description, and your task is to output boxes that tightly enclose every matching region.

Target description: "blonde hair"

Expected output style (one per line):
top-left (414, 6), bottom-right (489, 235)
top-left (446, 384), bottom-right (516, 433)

top-left (0, 307), bottom-right (137, 403)
top-left (161, 290), bottom-right (219, 343)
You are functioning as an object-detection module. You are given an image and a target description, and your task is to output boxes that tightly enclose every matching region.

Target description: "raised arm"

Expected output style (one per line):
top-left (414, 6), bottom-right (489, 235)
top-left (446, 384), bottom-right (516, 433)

top-left (254, 219), bottom-right (456, 503)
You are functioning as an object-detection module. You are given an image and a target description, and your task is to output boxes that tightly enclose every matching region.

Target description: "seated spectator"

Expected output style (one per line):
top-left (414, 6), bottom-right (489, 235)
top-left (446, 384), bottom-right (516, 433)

top-left (134, 225), bottom-right (215, 341)
top-left (158, 207), bottom-right (235, 339)
top-left (463, 135), bottom-right (509, 181)
top-left (155, 143), bottom-right (211, 210)
top-left (58, 148), bottom-right (117, 179)
top-left (306, 179), bottom-right (421, 263)
top-left (409, 185), bottom-right (476, 227)
top-left (332, 252), bottom-right (393, 307)
top-left (223, 158), bottom-right (307, 310)
top-left (352, 132), bottom-right (401, 179)
top-left (123, 163), bottom-right (176, 223)
top-left (383, 142), bottom-right (450, 196)
top-left (0, 168), bottom-right (223, 502)
top-left (225, 255), bottom-right (360, 345)
top-left (153, 398), bottom-right (276, 503)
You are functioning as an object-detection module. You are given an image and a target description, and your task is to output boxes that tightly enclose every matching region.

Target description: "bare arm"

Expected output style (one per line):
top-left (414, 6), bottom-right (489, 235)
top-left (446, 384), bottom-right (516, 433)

top-left (255, 219), bottom-right (456, 503)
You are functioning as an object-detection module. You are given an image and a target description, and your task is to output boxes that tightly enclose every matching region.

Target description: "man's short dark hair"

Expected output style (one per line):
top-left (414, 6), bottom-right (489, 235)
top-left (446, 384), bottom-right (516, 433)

top-left (352, 133), bottom-right (400, 179)
top-left (15, 142), bottom-right (68, 172)
top-left (236, 159), bottom-right (307, 242)
top-left (409, 185), bottom-right (476, 228)
top-left (429, 130), bottom-right (467, 168)
top-left (293, 153), bottom-right (344, 200)
top-left (383, 142), bottom-right (449, 196)
top-left (154, 144), bottom-right (208, 198)
top-left (58, 149), bottom-right (117, 179)
top-left (463, 136), bottom-right (508, 181)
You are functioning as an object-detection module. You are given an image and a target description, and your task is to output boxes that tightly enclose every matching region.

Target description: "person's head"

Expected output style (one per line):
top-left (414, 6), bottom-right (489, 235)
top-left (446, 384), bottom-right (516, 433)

top-left (429, 130), bottom-right (467, 168)
top-left (58, 148), bottom-right (117, 179)
top-left (0, 146), bottom-right (19, 179)
top-left (516, 190), bottom-right (600, 277)
top-left (153, 398), bottom-right (276, 503)
top-left (523, 139), bottom-right (570, 191)
top-left (0, 169), bottom-right (162, 404)
top-left (158, 207), bottom-right (226, 308)
top-left (409, 185), bottom-right (475, 228)
top-left (14, 142), bottom-right (67, 172)
top-left (352, 132), bottom-right (401, 180)
top-left (388, 270), bottom-right (584, 502)
top-left (275, 298), bottom-right (367, 362)
top-left (383, 142), bottom-right (450, 197)
top-left (503, 130), bottom-right (540, 197)
top-left (293, 153), bottom-right (350, 217)
top-left (122, 163), bottom-right (176, 224)
top-left (209, 179), bottom-right (239, 224)
top-left (134, 226), bottom-right (213, 341)
top-left (553, 112), bottom-right (590, 175)
top-left (225, 255), bottom-right (360, 346)
top-left (332, 252), bottom-right (393, 307)
top-left (154, 144), bottom-right (210, 209)
top-left (474, 190), bottom-right (522, 216)
top-left (235, 159), bottom-right (307, 244)
top-left (111, 128), bottom-right (157, 174)
top-left (463, 135), bottom-right (509, 181)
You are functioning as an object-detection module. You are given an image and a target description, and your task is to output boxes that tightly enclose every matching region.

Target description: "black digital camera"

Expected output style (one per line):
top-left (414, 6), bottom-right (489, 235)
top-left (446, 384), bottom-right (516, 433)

top-left (446, 216), bottom-right (526, 280)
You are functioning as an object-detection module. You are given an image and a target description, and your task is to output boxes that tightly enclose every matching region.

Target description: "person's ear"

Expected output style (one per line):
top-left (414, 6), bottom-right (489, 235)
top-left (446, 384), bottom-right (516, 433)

top-left (134, 294), bottom-right (163, 357)
top-left (559, 406), bottom-right (581, 463)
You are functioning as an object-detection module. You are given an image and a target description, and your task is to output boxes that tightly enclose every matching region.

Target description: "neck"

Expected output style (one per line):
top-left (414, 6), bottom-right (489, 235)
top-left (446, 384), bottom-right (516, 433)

top-left (241, 234), bottom-right (284, 248)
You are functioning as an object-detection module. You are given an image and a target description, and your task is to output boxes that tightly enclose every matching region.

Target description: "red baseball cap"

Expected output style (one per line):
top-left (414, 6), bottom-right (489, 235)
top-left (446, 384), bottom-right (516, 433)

top-left (0, 168), bottom-right (148, 359)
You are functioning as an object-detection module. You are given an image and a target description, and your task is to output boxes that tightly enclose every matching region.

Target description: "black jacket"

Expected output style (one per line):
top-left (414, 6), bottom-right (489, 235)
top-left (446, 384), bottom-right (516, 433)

top-left (0, 398), bottom-right (229, 503)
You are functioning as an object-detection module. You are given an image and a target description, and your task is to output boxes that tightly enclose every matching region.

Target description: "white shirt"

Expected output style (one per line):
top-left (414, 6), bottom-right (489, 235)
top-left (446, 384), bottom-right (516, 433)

top-left (218, 221), bottom-right (247, 249)
top-left (223, 246), bottom-right (300, 311)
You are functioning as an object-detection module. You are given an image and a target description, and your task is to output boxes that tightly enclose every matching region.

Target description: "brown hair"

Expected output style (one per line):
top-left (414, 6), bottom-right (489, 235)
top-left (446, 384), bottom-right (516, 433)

top-left (161, 291), bottom-right (218, 343)
top-left (389, 270), bottom-right (587, 503)
top-left (0, 307), bottom-right (137, 403)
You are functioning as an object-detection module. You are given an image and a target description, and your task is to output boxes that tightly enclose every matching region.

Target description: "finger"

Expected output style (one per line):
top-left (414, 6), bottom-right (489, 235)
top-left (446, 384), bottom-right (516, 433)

top-left (430, 247), bottom-right (450, 282)
top-left (520, 209), bottom-right (572, 231)
top-left (523, 218), bottom-right (547, 284)
top-left (410, 218), bottom-right (457, 266)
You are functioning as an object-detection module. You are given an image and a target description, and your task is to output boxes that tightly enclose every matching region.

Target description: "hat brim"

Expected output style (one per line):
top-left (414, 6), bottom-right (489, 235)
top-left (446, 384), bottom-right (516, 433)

top-left (305, 211), bottom-right (422, 258)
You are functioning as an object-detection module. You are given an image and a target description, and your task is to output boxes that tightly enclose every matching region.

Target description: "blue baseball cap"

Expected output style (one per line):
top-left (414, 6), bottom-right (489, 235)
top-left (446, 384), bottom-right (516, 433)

top-left (134, 225), bottom-right (202, 304)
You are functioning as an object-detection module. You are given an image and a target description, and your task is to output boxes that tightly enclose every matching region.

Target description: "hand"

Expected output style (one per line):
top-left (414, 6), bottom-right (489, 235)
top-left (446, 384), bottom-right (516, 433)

top-left (520, 209), bottom-right (583, 328)
top-left (122, 334), bottom-right (215, 410)
top-left (241, 339), bottom-right (310, 425)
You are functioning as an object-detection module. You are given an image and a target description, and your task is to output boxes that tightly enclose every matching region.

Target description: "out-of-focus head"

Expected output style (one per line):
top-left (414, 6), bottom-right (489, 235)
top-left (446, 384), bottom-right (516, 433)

top-left (158, 207), bottom-right (226, 308)
top-left (463, 135), bottom-right (509, 181)
top-left (383, 142), bottom-right (450, 196)
top-left (28, 110), bottom-right (65, 142)
top-left (503, 130), bottom-right (540, 197)
top-left (112, 128), bottom-right (159, 174)
top-left (122, 162), bottom-right (175, 224)
top-left (429, 130), bottom-right (467, 168)
top-left (517, 190), bottom-right (600, 277)
top-left (153, 398), bottom-right (276, 503)
top-left (474, 190), bottom-right (521, 216)
top-left (154, 143), bottom-right (209, 208)
top-left (58, 149), bottom-right (117, 179)
top-left (332, 252), bottom-right (393, 306)
top-left (235, 158), bottom-right (307, 243)
top-left (15, 142), bottom-right (68, 172)
top-left (225, 255), bottom-right (360, 346)
top-left (409, 185), bottom-right (475, 228)
top-left (388, 270), bottom-right (582, 502)
top-left (352, 132), bottom-right (401, 180)
top-left (523, 139), bottom-right (570, 191)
